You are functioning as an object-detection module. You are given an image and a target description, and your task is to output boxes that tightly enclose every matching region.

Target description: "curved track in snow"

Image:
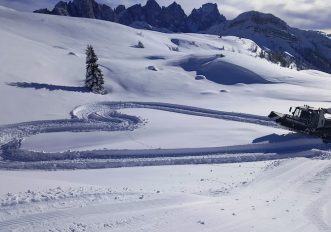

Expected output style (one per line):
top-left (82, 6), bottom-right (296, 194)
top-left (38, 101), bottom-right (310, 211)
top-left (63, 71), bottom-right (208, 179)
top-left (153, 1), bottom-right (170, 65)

top-left (0, 102), bottom-right (328, 169)
top-left (304, 164), bottom-right (331, 231)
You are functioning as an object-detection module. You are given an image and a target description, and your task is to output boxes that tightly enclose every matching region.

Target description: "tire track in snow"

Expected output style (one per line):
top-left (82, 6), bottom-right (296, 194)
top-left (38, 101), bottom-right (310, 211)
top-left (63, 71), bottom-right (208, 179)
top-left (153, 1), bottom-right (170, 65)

top-left (0, 195), bottom-right (209, 230)
top-left (0, 101), bottom-right (274, 147)
top-left (308, 195), bottom-right (331, 231)
top-left (0, 101), bottom-right (328, 169)
top-left (72, 101), bottom-right (277, 128)
top-left (304, 164), bottom-right (331, 231)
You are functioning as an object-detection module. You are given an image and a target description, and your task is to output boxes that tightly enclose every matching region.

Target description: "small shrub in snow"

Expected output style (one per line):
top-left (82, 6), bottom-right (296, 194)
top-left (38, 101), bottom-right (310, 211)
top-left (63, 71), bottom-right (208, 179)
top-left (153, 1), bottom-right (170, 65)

top-left (168, 46), bottom-right (179, 52)
top-left (220, 89), bottom-right (230, 93)
top-left (137, 41), bottom-right (145, 48)
top-left (259, 50), bottom-right (266, 58)
top-left (85, 45), bottom-right (107, 95)
top-left (195, 75), bottom-right (206, 80)
top-left (147, 66), bottom-right (159, 71)
top-left (251, 45), bottom-right (258, 53)
top-left (216, 53), bottom-right (225, 58)
top-left (190, 41), bottom-right (197, 46)
top-left (68, 52), bottom-right (76, 56)
top-left (268, 51), bottom-right (290, 67)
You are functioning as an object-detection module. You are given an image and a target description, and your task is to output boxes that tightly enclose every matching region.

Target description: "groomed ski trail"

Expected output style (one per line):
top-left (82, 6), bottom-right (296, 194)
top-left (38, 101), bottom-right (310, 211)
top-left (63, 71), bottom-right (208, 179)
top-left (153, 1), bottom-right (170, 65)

top-left (0, 195), bottom-right (209, 231)
top-left (0, 102), bottom-right (328, 170)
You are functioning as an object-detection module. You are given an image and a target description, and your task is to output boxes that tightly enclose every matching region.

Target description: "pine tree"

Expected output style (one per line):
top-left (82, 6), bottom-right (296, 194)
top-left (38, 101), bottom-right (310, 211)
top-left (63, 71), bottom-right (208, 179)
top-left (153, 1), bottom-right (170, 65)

top-left (85, 45), bottom-right (106, 94)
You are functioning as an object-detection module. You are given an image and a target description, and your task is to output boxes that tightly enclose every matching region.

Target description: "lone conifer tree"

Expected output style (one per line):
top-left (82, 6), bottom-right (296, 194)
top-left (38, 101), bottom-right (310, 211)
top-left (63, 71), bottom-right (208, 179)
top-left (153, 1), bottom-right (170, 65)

top-left (85, 45), bottom-right (106, 94)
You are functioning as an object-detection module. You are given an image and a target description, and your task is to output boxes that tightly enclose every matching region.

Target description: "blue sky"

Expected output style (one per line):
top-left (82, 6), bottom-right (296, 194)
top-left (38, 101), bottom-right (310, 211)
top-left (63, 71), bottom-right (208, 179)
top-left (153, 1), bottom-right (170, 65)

top-left (1, 0), bottom-right (330, 33)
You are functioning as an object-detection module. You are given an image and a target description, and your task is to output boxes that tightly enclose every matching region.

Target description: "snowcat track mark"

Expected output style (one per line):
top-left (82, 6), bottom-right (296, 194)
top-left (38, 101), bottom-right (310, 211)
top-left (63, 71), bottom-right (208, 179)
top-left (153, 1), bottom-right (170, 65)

top-left (0, 102), bottom-right (325, 169)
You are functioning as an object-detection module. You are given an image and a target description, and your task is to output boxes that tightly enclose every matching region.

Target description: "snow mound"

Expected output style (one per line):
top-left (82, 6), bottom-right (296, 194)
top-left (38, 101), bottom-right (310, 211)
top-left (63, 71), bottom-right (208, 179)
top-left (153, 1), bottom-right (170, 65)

top-left (0, 186), bottom-right (114, 207)
top-left (174, 56), bottom-right (274, 85)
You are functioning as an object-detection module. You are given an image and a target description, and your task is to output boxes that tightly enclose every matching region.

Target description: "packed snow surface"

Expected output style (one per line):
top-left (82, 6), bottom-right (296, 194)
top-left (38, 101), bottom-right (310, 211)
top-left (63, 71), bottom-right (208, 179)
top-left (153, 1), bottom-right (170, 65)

top-left (0, 159), bottom-right (331, 231)
top-left (0, 5), bottom-right (331, 232)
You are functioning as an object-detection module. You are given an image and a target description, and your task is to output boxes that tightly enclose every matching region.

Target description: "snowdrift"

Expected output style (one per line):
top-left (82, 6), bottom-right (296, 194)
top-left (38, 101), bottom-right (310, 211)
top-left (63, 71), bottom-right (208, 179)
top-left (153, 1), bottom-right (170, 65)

top-left (173, 55), bottom-right (274, 85)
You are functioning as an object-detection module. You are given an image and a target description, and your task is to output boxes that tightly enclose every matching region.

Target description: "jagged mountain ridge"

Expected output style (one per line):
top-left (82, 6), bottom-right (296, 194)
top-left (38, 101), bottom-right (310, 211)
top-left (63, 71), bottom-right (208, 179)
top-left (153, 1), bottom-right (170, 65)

top-left (35, 0), bottom-right (226, 33)
top-left (35, 0), bottom-right (117, 21)
top-left (34, 0), bottom-right (331, 74)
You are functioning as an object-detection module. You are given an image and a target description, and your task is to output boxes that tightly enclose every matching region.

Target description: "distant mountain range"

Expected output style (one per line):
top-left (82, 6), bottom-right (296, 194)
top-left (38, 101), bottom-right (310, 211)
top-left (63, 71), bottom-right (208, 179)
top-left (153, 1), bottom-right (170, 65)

top-left (34, 0), bottom-right (331, 74)
top-left (34, 0), bottom-right (226, 33)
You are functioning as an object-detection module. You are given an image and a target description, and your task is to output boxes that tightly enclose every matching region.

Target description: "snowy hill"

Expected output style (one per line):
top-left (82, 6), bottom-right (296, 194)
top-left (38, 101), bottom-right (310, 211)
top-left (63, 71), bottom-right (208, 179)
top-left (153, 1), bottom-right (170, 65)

top-left (1, 5), bottom-right (331, 124)
top-left (207, 11), bottom-right (331, 73)
top-left (0, 5), bottom-right (331, 232)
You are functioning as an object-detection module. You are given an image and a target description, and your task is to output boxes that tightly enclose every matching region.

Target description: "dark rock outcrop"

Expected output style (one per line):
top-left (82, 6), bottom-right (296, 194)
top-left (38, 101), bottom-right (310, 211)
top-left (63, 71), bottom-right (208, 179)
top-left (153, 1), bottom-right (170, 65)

top-left (187, 3), bottom-right (226, 32)
top-left (117, 4), bottom-right (145, 25)
top-left (35, 0), bottom-right (117, 22)
top-left (159, 2), bottom-right (188, 32)
top-left (117, 0), bottom-right (188, 32)
top-left (51, 1), bottom-right (70, 16)
top-left (114, 5), bottom-right (126, 15)
top-left (143, 0), bottom-right (162, 26)
top-left (33, 8), bottom-right (52, 14)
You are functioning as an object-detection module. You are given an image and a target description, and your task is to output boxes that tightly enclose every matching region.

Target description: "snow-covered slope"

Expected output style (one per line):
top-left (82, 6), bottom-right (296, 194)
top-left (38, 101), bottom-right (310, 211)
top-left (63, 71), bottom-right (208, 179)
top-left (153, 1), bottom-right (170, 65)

top-left (33, 0), bottom-right (331, 74)
top-left (1, 5), bottom-right (331, 124)
top-left (1, 4), bottom-right (331, 166)
top-left (1, 6), bottom-right (331, 232)
top-left (206, 11), bottom-right (331, 73)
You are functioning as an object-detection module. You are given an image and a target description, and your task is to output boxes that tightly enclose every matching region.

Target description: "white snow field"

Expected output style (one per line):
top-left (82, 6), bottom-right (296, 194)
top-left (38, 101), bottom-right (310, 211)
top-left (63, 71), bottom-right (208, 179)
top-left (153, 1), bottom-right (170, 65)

top-left (0, 5), bottom-right (331, 232)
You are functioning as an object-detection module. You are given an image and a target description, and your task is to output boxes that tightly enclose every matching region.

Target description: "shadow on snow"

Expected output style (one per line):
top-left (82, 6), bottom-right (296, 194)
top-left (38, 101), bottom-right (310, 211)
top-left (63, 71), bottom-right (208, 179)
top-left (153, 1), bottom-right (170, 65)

top-left (7, 82), bottom-right (89, 93)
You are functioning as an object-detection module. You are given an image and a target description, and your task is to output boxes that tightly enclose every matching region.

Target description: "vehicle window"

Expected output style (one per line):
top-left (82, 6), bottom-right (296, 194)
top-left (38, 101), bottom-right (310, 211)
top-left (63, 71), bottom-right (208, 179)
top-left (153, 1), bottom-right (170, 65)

top-left (300, 110), bottom-right (309, 119)
top-left (325, 113), bottom-right (331, 120)
top-left (293, 109), bottom-right (301, 117)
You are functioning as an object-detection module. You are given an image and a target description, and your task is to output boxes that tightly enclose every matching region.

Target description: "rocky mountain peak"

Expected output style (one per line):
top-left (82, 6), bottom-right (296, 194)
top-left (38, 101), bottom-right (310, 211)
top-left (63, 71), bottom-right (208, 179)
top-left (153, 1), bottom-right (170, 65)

top-left (71, 0), bottom-right (96, 18)
top-left (200, 3), bottom-right (219, 13)
top-left (164, 1), bottom-right (186, 17)
top-left (115, 5), bottom-right (126, 15)
top-left (52, 1), bottom-right (70, 16)
top-left (38, 0), bottom-right (117, 21)
top-left (204, 10), bottom-right (331, 74)
top-left (167, 1), bottom-right (181, 9)
top-left (118, 4), bottom-right (144, 25)
top-left (159, 2), bottom-right (187, 32)
top-left (232, 11), bottom-right (288, 30)
top-left (187, 3), bottom-right (226, 32)
top-left (143, 0), bottom-right (162, 26)
top-left (145, 0), bottom-right (161, 11)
